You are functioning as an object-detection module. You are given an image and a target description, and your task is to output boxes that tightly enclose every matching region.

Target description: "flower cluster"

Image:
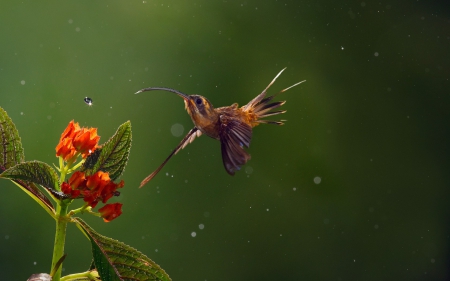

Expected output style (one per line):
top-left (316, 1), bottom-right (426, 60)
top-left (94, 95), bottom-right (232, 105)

top-left (61, 171), bottom-right (124, 222)
top-left (56, 120), bottom-right (100, 163)
top-left (57, 121), bottom-right (124, 222)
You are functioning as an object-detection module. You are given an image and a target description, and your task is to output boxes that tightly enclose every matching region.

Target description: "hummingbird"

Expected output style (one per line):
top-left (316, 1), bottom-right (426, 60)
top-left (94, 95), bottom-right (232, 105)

top-left (136, 68), bottom-right (305, 188)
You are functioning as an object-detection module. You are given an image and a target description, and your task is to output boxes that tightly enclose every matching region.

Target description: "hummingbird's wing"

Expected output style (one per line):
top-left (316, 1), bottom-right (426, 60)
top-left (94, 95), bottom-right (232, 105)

top-left (139, 127), bottom-right (200, 188)
top-left (174, 128), bottom-right (202, 155)
top-left (219, 116), bottom-right (252, 175)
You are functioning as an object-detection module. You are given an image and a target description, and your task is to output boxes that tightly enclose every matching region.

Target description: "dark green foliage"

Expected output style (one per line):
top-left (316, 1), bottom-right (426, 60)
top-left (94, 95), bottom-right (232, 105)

top-left (0, 107), bottom-right (25, 171)
top-left (0, 161), bottom-right (60, 192)
top-left (82, 121), bottom-right (132, 181)
top-left (75, 218), bottom-right (171, 281)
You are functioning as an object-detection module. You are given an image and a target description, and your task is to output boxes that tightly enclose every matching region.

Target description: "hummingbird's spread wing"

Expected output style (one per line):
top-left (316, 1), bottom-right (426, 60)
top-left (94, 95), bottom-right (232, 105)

top-left (139, 127), bottom-right (200, 188)
top-left (219, 115), bottom-right (252, 175)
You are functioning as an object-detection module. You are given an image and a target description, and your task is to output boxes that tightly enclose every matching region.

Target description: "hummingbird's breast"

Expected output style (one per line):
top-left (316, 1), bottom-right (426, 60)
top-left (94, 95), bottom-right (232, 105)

top-left (190, 113), bottom-right (220, 139)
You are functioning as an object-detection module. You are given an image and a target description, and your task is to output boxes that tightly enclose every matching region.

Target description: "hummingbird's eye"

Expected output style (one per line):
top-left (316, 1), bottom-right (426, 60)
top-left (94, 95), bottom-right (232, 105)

top-left (195, 97), bottom-right (203, 105)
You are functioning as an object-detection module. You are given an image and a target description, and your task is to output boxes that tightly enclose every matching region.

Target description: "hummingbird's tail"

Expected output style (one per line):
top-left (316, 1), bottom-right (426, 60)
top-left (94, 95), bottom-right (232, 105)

top-left (242, 68), bottom-right (306, 126)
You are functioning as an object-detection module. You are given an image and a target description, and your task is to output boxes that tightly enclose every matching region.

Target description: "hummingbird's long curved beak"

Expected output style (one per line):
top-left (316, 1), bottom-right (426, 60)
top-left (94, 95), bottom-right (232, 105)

top-left (135, 87), bottom-right (190, 101)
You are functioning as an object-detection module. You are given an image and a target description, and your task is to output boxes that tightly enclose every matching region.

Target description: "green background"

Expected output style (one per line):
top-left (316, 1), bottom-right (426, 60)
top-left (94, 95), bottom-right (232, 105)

top-left (1, 1), bottom-right (449, 280)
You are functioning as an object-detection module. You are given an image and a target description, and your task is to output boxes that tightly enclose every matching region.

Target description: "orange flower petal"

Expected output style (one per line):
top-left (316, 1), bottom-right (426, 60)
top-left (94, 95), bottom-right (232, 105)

top-left (99, 203), bottom-right (123, 222)
top-left (68, 171), bottom-right (87, 190)
top-left (73, 128), bottom-right (100, 158)
top-left (56, 138), bottom-right (78, 162)
top-left (59, 120), bottom-right (81, 142)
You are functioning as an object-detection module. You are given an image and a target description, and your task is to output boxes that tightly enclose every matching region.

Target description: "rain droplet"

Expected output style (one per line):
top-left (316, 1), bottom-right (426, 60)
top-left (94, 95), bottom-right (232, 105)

top-left (314, 176), bottom-right (322, 184)
top-left (199, 224), bottom-right (205, 230)
top-left (171, 123), bottom-right (184, 137)
top-left (84, 97), bottom-right (93, 106)
top-left (191, 232), bottom-right (197, 237)
top-left (20, 80), bottom-right (25, 85)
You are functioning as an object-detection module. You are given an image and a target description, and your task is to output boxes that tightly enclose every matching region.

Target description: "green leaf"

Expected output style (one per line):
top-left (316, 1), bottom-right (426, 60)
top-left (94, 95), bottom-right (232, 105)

top-left (0, 161), bottom-right (60, 192)
top-left (75, 218), bottom-right (171, 281)
top-left (82, 121), bottom-right (132, 181)
top-left (0, 106), bottom-right (25, 171)
top-left (0, 108), bottom-right (54, 213)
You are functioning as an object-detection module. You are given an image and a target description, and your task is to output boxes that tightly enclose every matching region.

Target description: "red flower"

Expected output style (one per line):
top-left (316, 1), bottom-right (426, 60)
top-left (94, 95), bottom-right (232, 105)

top-left (73, 127), bottom-right (100, 158)
top-left (61, 182), bottom-right (80, 198)
top-left (99, 203), bottom-right (123, 222)
top-left (69, 171), bottom-right (87, 189)
top-left (62, 170), bottom-right (124, 217)
top-left (56, 138), bottom-right (78, 163)
top-left (56, 120), bottom-right (100, 162)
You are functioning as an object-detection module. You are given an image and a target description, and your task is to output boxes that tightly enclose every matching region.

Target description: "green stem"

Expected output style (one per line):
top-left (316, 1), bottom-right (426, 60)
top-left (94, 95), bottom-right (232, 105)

top-left (67, 159), bottom-right (85, 174)
top-left (68, 203), bottom-right (92, 216)
top-left (51, 201), bottom-right (70, 281)
top-left (60, 270), bottom-right (100, 281)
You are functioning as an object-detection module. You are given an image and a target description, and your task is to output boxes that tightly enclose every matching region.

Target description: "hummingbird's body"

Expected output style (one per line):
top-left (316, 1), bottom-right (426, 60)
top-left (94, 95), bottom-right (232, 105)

top-left (136, 68), bottom-right (305, 188)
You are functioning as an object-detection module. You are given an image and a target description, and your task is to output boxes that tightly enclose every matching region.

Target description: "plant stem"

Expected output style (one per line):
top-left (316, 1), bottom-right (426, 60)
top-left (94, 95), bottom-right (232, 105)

top-left (60, 270), bottom-right (100, 281)
top-left (51, 201), bottom-right (69, 281)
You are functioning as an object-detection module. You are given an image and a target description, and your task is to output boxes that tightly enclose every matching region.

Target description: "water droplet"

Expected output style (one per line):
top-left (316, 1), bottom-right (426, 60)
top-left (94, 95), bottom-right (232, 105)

top-left (20, 80), bottom-right (25, 85)
top-left (199, 224), bottom-right (205, 230)
top-left (84, 97), bottom-right (93, 106)
top-left (314, 176), bottom-right (322, 184)
top-left (191, 232), bottom-right (197, 237)
top-left (171, 123), bottom-right (184, 137)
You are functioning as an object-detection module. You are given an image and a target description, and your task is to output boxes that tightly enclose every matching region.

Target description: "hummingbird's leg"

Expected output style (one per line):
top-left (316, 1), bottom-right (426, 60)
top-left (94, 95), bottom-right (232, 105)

top-left (139, 127), bottom-right (200, 188)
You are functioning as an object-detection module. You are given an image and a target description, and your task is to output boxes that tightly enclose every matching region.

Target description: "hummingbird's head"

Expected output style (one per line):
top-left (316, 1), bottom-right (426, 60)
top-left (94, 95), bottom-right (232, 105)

top-left (135, 87), bottom-right (216, 120)
top-left (184, 95), bottom-right (215, 118)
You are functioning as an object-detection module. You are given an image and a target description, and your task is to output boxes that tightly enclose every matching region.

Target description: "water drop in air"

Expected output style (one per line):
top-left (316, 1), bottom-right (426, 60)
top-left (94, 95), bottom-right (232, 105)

top-left (84, 97), bottom-right (93, 106)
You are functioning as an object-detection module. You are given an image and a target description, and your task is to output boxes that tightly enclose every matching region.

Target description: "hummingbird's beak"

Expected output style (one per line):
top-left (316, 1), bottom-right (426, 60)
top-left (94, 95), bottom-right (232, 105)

top-left (135, 87), bottom-right (190, 101)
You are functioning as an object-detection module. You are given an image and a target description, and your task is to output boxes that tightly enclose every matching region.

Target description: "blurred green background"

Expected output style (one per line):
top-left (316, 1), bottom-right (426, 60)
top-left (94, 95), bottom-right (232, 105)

top-left (1, 1), bottom-right (449, 280)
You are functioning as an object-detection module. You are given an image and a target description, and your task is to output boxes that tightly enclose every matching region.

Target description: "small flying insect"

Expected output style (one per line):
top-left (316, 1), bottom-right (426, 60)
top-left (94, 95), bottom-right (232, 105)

top-left (84, 97), bottom-right (93, 106)
top-left (136, 68), bottom-right (305, 188)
